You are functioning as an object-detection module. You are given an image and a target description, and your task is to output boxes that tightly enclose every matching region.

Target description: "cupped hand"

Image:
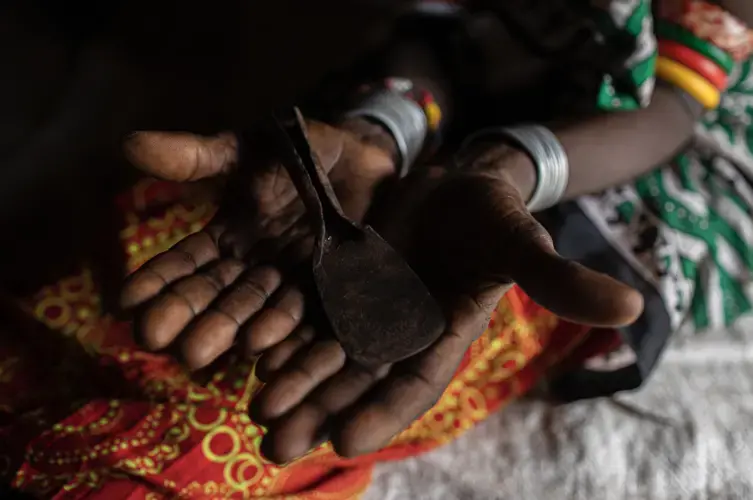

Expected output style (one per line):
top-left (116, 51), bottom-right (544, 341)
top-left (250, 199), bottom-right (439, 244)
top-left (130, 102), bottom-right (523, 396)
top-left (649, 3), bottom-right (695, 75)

top-left (252, 145), bottom-right (644, 463)
top-left (119, 119), bottom-right (396, 369)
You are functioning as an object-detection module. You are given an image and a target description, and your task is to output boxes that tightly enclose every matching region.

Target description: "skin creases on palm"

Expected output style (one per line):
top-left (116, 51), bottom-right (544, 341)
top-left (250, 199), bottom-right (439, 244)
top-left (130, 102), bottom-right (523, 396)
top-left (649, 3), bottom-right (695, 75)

top-left (123, 132), bottom-right (644, 464)
top-left (248, 167), bottom-right (646, 464)
top-left (119, 122), bottom-right (397, 371)
top-left (249, 169), bottom-right (522, 463)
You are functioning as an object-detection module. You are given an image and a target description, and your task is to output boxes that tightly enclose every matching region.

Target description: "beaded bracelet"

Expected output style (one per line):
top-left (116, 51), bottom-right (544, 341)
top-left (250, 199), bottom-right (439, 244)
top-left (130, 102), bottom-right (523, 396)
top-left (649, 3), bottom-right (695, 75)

top-left (355, 77), bottom-right (445, 153)
top-left (382, 78), bottom-right (443, 134)
top-left (655, 20), bottom-right (735, 74)
top-left (656, 56), bottom-right (721, 109)
top-left (679, 1), bottom-right (753, 62)
top-left (658, 39), bottom-right (729, 91)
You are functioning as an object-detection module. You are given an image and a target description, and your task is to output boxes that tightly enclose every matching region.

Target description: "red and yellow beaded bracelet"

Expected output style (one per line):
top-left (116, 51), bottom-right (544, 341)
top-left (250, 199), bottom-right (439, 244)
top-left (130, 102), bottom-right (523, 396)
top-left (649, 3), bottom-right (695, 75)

top-left (656, 56), bottom-right (721, 108)
top-left (355, 77), bottom-right (446, 154)
top-left (382, 78), bottom-right (443, 134)
top-left (658, 39), bottom-right (729, 90)
top-left (655, 21), bottom-right (736, 75)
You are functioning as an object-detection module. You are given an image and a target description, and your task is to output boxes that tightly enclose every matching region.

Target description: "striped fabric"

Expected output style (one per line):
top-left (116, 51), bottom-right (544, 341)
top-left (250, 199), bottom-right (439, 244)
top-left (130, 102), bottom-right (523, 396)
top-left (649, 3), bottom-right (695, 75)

top-left (580, 3), bottom-right (753, 333)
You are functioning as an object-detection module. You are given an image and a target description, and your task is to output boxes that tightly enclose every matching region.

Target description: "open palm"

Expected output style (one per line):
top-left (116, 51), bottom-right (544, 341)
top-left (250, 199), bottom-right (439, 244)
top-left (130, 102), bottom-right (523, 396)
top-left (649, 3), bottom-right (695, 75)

top-left (252, 155), bottom-right (644, 463)
top-left (119, 121), bottom-right (396, 369)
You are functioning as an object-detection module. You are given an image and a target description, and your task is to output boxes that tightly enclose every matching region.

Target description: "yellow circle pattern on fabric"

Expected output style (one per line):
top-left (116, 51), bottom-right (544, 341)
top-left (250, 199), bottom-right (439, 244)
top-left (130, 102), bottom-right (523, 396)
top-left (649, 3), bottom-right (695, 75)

top-left (656, 56), bottom-right (721, 109)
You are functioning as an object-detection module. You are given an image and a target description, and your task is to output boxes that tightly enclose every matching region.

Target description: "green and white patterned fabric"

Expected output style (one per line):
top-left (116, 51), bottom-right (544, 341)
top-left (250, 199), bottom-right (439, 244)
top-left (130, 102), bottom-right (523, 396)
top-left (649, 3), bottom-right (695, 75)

top-left (594, 0), bottom-right (657, 110)
top-left (579, 0), bottom-right (753, 333)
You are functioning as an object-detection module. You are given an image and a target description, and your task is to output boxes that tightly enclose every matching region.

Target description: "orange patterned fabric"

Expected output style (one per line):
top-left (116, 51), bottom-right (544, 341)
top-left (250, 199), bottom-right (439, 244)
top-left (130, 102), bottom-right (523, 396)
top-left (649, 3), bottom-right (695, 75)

top-left (0, 179), bottom-right (592, 499)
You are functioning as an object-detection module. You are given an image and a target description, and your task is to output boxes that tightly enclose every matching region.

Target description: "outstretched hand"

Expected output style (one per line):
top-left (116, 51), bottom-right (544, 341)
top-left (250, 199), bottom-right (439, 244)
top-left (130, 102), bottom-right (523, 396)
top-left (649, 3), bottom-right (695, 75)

top-left (119, 120), bottom-right (396, 369)
top-left (119, 124), bottom-right (643, 463)
top-left (252, 146), bottom-right (643, 462)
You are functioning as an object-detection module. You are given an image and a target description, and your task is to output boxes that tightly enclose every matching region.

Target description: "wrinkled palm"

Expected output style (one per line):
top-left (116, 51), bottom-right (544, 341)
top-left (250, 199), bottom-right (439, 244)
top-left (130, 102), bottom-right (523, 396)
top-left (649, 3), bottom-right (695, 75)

top-left (120, 122), bottom-right (396, 369)
top-left (122, 128), bottom-right (643, 464)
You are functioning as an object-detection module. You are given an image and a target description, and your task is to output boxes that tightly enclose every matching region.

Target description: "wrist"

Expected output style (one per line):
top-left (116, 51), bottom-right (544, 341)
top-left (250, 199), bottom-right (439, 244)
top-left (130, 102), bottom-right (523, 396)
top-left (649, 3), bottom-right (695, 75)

top-left (459, 125), bottom-right (569, 212)
top-left (343, 84), bottom-right (437, 178)
top-left (338, 116), bottom-right (400, 166)
top-left (502, 148), bottom-right (537, 203)
top-left (462, 141), bottom-right (537, 203)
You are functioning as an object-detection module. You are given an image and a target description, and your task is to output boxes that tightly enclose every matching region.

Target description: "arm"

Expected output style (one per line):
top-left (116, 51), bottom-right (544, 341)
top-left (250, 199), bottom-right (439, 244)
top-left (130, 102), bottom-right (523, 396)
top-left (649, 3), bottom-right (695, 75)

top-left (470, 0), bottom-right (753, 204)
top-left (322, 34), bottom-right (453, 220)
top-left (507, 0), bottom-right (753, 202)
top-left (473, 83), bottom-right (702, 202)
top-left (336, 22), bottom-right (454, 167)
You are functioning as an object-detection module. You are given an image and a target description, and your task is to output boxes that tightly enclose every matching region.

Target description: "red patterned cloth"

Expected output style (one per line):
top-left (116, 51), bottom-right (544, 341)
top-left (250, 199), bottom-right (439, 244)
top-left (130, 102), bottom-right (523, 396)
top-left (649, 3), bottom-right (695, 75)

top-left (662, 0), bottom-right (753, 61)
top-left (0, 179), bottom-right (594, 499)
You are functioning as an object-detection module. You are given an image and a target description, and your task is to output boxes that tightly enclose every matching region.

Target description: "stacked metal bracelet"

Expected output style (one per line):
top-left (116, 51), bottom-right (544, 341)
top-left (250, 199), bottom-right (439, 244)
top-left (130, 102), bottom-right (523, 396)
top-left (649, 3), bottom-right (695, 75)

top-left (345, 90), bottom-right (428, 178)
top-left (460, 125), bottom-right (569, 212)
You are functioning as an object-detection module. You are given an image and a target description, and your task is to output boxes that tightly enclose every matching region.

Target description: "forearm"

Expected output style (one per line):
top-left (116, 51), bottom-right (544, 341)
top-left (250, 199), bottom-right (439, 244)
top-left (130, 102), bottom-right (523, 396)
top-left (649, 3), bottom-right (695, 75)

top-left (494, 84), bottom-right (703, 202)
top-left (514, 0), bottom-right (753, 201)
top-left (338, 26), bottom-right (454, 163)
top-left (556, 84), bottom-right (700, 199)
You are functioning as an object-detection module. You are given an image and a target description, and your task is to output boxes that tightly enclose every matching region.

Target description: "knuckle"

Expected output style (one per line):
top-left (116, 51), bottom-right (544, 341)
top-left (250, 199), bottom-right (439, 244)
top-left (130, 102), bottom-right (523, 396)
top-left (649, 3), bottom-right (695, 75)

top-left (166, 290), bottom-right (199, 316)
top-left (287, 362), bottom-right (318, 387)
top-left (233, 279), bottom-right (268, 304)
top-left (201, 270), bottom-right (225, 293)
top-left (271, 305), bottom-right (300, 325)
top-left (173, 250), bottom-right (198, 270)
top-left (143, 259), bottom-right (170, 280)
top-left (170, 275), bottom-right (204, 298)
top-left (292, 326), bottom-right (316, 345)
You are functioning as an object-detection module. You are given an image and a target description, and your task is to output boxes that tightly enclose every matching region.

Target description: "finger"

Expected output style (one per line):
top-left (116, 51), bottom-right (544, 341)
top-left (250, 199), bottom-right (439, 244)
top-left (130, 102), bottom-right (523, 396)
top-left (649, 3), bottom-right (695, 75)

top-left (261, 402), bottom-right (329, 464)
top-left (255, 325), bottom-right (316, 383)
top-left (260, 363), bottom-right (389, 464)
top-left (512, 247), bottom-right (644, 328)
top-left (243, 285), bottom-right (305, 356)
top-left (312, 362), bottom-right (391, 412)
top-left (334, 297), bottom-right (485, 457)
top-left (124, 131), bottom-right (237, 181)
top-left (300, 121), bottom-right (346, 175)
top-left (120, 231), bottom-right (220, 310)
top-left (180, 266), bottom-right (282, 370)
top-left (477, 204), bottom-right (643, 328)
top-left (137, 259), bottom-right (245, 351)
top-left (253, 339), bottom-right (347, 422)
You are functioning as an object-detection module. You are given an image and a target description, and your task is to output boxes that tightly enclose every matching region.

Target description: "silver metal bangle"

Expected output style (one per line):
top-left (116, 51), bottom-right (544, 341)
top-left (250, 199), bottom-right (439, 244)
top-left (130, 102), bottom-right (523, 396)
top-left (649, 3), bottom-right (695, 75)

top-left (345, 90), bottom-right (428, 178)
top-left (459, 125), bottom-right (569, 212)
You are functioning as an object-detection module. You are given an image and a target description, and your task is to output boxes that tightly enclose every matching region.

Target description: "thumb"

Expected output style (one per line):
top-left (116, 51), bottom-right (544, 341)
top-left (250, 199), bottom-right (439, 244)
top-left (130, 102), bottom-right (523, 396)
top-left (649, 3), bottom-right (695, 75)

top-left (511, 243), bottom-right (644, 328)
top-left (123, 131), bottom-right (237, 181)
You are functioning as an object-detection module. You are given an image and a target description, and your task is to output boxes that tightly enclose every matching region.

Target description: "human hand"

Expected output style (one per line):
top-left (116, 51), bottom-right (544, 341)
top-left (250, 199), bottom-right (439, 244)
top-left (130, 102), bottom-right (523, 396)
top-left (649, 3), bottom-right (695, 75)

top-left (119, 119), bottom-right (397, 369)
top-left (251, 144), bottom-right (644, 463)
top-left (0, 0), bottom-right (405, 294)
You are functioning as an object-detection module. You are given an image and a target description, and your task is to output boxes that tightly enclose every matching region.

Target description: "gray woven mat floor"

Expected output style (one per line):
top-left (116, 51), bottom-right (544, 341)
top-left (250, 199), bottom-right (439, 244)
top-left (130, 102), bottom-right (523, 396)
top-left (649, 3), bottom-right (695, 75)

top-left (365, 331), bottom-right (753, 500)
